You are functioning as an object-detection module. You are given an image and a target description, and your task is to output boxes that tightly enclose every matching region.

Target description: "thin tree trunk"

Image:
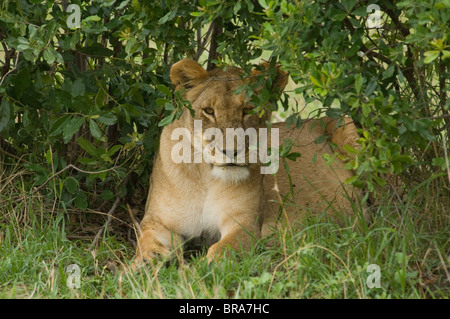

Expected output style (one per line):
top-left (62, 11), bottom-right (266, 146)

top-left (206, 21), bottom-right (222, 71)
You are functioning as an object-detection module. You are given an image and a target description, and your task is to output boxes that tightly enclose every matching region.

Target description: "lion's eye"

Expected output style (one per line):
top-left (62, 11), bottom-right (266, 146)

top-left (203, 107), bottom-right (215, 117)
top-left (243, 108), bottom-right (255, 116)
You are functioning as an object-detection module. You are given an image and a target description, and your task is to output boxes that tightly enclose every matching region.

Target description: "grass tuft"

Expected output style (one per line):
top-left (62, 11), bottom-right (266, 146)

top-left (0, 164), bottom-right (448, 299)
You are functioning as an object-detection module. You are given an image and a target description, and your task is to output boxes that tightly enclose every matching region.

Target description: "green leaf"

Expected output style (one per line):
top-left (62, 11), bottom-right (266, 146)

top-left (245, 0), bottom-right (254, 12)
top-left (258, 0), bottom-right (268, 9)
top-left (355, 74), bottom-right (363, 94)
top-left (77, 137), bottom-right (99, 157)
top-left (96, 112), bottom-right (117, 125)
top-left (156, 98), bottom-right (171, 106)
top-left (101, 190), bottom-right (114, 200)
top-left (309, 74), bottom-right (323, 88)
top-left (352, 6), bottom-right (369, 16)
top-left (158, 9), bottom-right (178, 24)
top-left (83, 15), bottom-right (102, 22)
top-left (331, 9), bottom-right (348, 21)
top-left (24, 163), bottom-right (47, 174)
top-left (435, 0), bottom-right (450, 9)
top-left (83, 24), bottom-right (108, 34)
top-left (64, 177), bottom-right (79, 194)
top-left (314, 135), bottom-right (329, 144)
top-left (311, 152), bottom-right (317, 164)
top-left (158, 113), bottom-right (175, 127)
top-left (442, 50), bottom-right (450, 60)
top-left (117, 0), bottom-right (131, 10)
top-left (95, 88), bottom-right (107, 107)
top-left (89, 119), bottom-right (102, 140)
top-left (364, 78), bottom-right (377, 96)
top-left (63, 117), bottom-right (84, 143)
top-left (71, 78), bottom-right (85, 97)
top-left (164, 102), bottom-right (175, 111)
top-left (398, 125), bottom-right (407, 135)
top-left (234, 2), bottom-right (242, 14)
top-left (423, 50), bottom-right (440, 64)
top-left (156, 84), bottom-right (172, 98)
top-left (50, 115), bottom-right (71, 136)
top-left (345, 175), bottom-right (358, 185)
top-left (43, 48), bottom-right (55, 64)
top-left (382, 64), bottom-right (395, 80)
top-left (107, 145), bottom-right (122, 156)
top-left (418, 128), bottom-right (436, 141)
top-left (341, 0), bottom-right (357, 11)
top-left (432, 157), bottom-right (446, 170)
top-left (132, 0), bottom-right (141, 11)
top-left (343, 144), bottom-right (359, 154)
top-left (74, 191), bottom-right (89, 210)
top-left (286, 152), bottom-right (301, 161)
top-left (361, 103), bottom-right (371, 117)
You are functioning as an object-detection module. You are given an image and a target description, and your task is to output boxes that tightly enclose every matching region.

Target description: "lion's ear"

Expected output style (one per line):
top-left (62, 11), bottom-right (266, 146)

top-left (251, 62), bottom-right (289, 92)
top-left (170, 59), bottom-right (208, 90)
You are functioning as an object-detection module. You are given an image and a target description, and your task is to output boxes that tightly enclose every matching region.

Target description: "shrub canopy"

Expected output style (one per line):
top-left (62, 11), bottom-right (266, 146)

top-left (0, 0), bottom-right (449, 209)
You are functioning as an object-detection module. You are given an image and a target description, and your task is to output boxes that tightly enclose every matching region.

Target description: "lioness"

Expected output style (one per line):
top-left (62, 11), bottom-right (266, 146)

top-left (134, 59), bottom-right (363, 266)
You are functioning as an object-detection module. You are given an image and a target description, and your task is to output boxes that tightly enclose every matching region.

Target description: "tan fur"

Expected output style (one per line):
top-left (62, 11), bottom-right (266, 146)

top-left (134, 59), bottom-right (363, 267)
top-left (262, 117), bottom-right (362, 237)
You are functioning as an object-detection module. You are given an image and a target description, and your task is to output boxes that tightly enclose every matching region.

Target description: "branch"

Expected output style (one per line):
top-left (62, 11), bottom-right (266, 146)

top-left (206, 20), bottom-right (222, 71)
top-left (127, 203), bottom-right (142, 237)
top-left (381, 6), bottom-right (421, 101)
top-left (383, 7), bottom-right (410, 38)
top-left (32, 164), bottom-right (120, 194)
top-left (0, 51), bottom-right (20, 87)
top-left (88, 173), bottom-right (132, 250)
top-left (343, 18), bottom-right (392, 65)
top-left (89, 197), bottom-right (121, 251)
top-left (195, 23), bottom-right (214, 62)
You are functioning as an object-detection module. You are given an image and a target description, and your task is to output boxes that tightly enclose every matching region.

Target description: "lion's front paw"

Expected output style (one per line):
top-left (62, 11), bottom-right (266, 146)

top-left (131, 249), bottom-right (159, 271)
top-left (206, 242), bottom-right (232, 263)
top-left (132, 238), bottom-right (172, 270)
top-left (206, 243), bottom-right (219, 264)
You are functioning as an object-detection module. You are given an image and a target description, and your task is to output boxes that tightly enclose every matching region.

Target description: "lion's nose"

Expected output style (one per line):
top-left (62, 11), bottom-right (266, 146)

top-left (220, 148), bottom-right (238, 157)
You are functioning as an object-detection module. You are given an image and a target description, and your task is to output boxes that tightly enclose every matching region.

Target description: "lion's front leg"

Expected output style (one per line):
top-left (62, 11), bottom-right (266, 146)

top-left (206, 216), bottom-right (261, 263)
top-left (132, 218), bottom-right (183, 270)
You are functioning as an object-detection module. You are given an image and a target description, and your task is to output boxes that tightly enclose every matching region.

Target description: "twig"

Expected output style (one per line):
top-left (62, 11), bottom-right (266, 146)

top-left (127, 203), bottom-right (142, 237)
top-left (206, 20), bottom-right (222, 71)
top-left (427, 114), bottom-right (450, 120)
top-left (126, 203), bottom-right (141, 249)
top-left (88, 173), bottom-right (132, 251)
top-left (194, 23), bottom-right (214, 61)
top-left (32, 164), bottom-right (119, 194)
top-left (0, 51), bottom-right (20, 87)
top-left (0, 146), bottom-right (23, 161)
top-left (89, 197), bottom-right (121, 251)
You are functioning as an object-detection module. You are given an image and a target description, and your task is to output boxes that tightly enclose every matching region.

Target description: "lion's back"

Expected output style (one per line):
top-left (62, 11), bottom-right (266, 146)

top-left (262, 119), bottom-right (361, 235)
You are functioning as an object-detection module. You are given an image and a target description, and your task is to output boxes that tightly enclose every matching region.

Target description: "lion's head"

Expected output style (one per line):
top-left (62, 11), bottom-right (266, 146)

top-left (169, 59), bottom-right (288, 183)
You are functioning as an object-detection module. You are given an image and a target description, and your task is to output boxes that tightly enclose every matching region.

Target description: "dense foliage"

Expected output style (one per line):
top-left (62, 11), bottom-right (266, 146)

top-left (0, 0), bottom-right (449, 213)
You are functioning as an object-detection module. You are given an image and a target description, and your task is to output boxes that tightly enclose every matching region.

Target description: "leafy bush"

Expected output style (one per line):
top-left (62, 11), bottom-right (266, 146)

top-left (0, 0), bottom-right (448, 214)
top-left (258, 0), bottom-right (450, 193)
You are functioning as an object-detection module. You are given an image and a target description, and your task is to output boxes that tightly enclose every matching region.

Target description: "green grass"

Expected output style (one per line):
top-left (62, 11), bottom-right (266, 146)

top-left (0, 168), bottom-right (449, 299)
